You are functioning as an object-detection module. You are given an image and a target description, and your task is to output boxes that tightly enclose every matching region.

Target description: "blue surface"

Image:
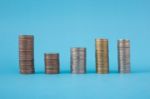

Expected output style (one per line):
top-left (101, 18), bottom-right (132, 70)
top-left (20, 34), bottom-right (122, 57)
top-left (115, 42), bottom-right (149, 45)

top-left (0, 0), bottom-right (150, 99)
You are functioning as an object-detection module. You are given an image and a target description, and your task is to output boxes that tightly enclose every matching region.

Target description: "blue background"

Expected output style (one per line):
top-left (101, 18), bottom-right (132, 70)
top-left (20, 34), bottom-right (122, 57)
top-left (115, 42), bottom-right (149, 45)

top-left (0, 0), bottom-right (150, 99)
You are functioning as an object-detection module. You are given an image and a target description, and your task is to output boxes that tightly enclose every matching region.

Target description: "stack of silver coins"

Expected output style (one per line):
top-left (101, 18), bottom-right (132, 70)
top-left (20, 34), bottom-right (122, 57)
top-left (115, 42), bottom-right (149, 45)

top-left (19, 35), bottom-right (35, 74)
top-left (118, 39), bottom-right (130, 73)
top-left (95, 39), bottom-right (109, 74)
top-left (44, 53), bottom-right (60, 74)
top-left (71, 48), bottom-right (86, 74)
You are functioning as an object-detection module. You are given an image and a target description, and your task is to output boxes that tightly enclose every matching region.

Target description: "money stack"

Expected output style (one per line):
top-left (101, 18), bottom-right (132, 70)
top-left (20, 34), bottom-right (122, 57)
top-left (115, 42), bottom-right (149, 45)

top-left (19, 35), bottom-right (35, 74)
top-left (71, 48), bottom-right (86, 74)
top-left (44, 53), bottom-right (60, 74)
top-left (118, 39), bottom-right (130, 73)
top-left (95, 39), bottom-right (109, 74)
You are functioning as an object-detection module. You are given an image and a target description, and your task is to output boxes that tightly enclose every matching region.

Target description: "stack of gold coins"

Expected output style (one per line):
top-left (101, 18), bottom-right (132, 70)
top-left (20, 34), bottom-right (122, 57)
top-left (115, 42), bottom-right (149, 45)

top-left (19, 35), bottom-right (34, 74)
top-left (44, 53), bottom-right (60, 74)
top-left (118, 39), bottom-right (130, 73)
top-left (95, 39), bottom-right (109, 74)
top-left (71, 48), bottom-right (86, 74)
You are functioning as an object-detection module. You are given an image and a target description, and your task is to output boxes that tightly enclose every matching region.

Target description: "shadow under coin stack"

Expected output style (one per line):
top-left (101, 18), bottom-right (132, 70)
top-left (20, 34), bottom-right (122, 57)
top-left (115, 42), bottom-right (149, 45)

top-left (95, 39), bottom-right (109, 74)
top-left (118, 39), bottom-right (130, 73)
top-left (44, 53), bottom-right (60, 74)
top-left (19, 35), bottom-right (34, 74)
top-left (71, 48), bottom-right (86, 74)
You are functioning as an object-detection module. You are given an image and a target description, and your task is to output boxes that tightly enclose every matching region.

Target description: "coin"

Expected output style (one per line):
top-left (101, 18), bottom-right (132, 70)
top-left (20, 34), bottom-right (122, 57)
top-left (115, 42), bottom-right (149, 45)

top-left (19, 35), bottom-right (35, 74)
top-left (71, 48), bottom-right (86, 74)
top-left (95, 39), bottom-right (109, 74)
top-left (20, 69), bottom-right (34, 74)
top-left (44, 53), bottom-right (60, 74)
top-left (44, 53), bottom-right (59, 59)
top-left (118, 39), bottom-right (130, 73)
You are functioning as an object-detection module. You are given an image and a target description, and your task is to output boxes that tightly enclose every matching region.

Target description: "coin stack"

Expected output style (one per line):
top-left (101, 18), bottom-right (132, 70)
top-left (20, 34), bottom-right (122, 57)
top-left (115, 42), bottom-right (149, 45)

top-left (19, 35), bottom-right (34, 74)
top-left (95, 39), bottom-right (109, 74)
top-left (44, 53), bottom-right (60, 74)
top-left (71, 48), bottom-right (86, 74)
top-left (118, 39), bottom-right (130, 73)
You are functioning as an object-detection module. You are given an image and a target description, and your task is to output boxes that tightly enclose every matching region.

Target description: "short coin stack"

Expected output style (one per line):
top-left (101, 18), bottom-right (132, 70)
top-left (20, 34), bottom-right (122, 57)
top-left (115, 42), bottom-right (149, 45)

top-left (19, 35), bottom-right (34, 74)
top-left (95, 39), bottom-right (109, 74)
top-left (44, 53), bottom-right (60, 74)
top-left (71, 48), bottom-right (86, 74)
top-left (118, 39), bottom-right (130, 73)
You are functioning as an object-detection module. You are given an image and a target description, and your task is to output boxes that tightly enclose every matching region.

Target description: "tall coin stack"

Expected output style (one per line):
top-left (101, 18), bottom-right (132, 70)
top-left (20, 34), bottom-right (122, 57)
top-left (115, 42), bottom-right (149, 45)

top-left (95, 39), bottom-right (109, 74)
top-left (118, 39), bottom-right (130, 73)
top-left (19, 35), bottom-right (35, 74)
top-left (44, 53), bottom-right (60, 74)
top-left (71, 48), bottom-right (86, 74)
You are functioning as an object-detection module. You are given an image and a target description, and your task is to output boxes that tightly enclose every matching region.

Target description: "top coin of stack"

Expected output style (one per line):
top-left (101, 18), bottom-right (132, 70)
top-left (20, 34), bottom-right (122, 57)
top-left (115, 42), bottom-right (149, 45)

top-left (95, 39), bottom-right (109, 74)
top-left (44, 53), bottom-right (60, 74)
top-left (71, 48), bottom-right (86, 74)
top-left (118, 39), bottom-right (130, 73)
top-left (19, 35), bottom-right (34, 74)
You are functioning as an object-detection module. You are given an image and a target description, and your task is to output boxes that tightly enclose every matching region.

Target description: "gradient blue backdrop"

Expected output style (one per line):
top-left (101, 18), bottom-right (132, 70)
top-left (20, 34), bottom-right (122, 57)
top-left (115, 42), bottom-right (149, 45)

top-left (0, 0), bottom-right (150, 99)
